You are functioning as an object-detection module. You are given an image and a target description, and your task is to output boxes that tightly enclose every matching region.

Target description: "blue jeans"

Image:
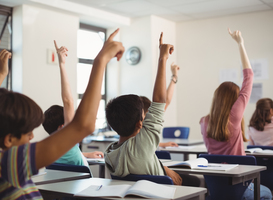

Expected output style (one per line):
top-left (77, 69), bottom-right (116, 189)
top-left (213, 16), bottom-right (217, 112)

top-left (242, 183), bottom-right (272, 200)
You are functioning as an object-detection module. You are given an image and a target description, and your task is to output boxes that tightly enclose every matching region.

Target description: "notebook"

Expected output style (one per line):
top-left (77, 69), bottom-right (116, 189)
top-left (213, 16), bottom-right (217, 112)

top-left (74, 180), bottom-right (176, 199)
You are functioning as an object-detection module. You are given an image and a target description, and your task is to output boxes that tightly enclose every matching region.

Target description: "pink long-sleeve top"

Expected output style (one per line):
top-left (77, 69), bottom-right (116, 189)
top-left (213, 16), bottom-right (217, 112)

top-left (248, 117), bottom-right (273, 146)
top-left (200, 68), bottom-right (253, 155)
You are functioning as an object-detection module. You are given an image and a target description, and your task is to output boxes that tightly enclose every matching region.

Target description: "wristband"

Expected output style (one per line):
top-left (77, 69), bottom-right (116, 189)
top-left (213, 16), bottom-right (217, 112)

top-left (171, 75), bottom-right (177, 83)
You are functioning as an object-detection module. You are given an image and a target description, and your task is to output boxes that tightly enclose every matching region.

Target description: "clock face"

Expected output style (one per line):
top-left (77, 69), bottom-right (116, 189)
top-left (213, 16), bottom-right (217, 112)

top-left (126, 47), bottom-right (141, 65)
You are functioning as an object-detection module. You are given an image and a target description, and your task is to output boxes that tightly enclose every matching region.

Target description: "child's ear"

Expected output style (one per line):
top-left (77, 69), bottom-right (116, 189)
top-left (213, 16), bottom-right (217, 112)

top-left (135, 120), bottom-right (143, 130)
top-left (4, 133), bottom-right (13, 149)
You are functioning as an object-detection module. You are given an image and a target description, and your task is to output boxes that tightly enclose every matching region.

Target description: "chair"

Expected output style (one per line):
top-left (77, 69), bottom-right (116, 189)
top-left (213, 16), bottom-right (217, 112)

top-left (199, 154), bottom-right (256, 200)
top-left (162, 127), bottom-right (190, 139)
top-left (46, 163), bottom-right (92, 177)
top-left (247, 145), bottom-right (273, 191)
top-left (111, 174), bottom-right (174, 185)
top-left (155, 151), bottom-right (171, 159)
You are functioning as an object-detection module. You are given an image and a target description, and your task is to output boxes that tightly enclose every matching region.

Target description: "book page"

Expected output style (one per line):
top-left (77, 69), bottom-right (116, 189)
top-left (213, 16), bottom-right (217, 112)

top-left (192, 163), bottom-right (238, 171)
top-left (256, 149), bottom-right (273, 154)
top-left (125, 180), bottom-right (176, 199)
top-left (164, 158), bottom-right (208, 168)
top-left (74, 185), bottom-right (131, 198)
top-left (165, 145), bottom-right (195, 150)
top-left (245, 148), bottom-right (263, 153)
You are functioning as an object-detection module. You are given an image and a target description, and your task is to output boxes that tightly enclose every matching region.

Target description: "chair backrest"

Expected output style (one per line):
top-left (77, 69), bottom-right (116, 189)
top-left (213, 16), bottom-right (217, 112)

top-left (155, 151), bottom-right (171, 160)
top-left (46, 163), bottom-right (92, 177)
top-left (247, 145), bottom-right (273, 191)
top-left (199, 154), bottom-right (256, 200)
top-left (111, 174), bottom-right (174, 185)
top-left (162, 127), bottom-right (190, 139)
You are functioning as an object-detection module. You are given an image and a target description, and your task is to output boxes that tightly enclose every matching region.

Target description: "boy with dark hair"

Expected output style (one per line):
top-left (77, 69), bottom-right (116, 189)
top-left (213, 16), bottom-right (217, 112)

top-left (0, 29), bottom-right (124, 199)
top-left (105, 33), bottom-right (182, 185)
top-left (42, 41), bottom-right (103, 166)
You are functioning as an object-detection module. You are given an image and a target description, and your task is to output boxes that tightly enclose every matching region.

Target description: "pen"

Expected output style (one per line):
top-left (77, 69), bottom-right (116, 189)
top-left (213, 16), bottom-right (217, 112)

top-left (197, 165), bottom-right (208, 167)
top-left (96, 185), bottom-right (102, 191)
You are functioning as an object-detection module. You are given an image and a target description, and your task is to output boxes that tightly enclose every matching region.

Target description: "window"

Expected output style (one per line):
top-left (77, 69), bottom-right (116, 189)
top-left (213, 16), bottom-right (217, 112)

top-left (77, 23), bottom-right (107, 133)
top-left (0, 5), bottom-right (12, 89)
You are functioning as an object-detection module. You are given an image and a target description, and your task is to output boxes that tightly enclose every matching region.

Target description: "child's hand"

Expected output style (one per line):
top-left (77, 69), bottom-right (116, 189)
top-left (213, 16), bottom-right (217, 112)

top-left (54, 40), bottom-right (68, 65)
top-left (170, 62), bottom-right (180, 77)
top-left (97, 28), bottom-right (125, 63)
top-left (159, 32), bottom-right (174, 60)
top-left (0, 49), bottom-right (11, 76)
top-left (86, 151), bottom-right (104, 158)
top-left (228, 28), bottom-right (244, 45)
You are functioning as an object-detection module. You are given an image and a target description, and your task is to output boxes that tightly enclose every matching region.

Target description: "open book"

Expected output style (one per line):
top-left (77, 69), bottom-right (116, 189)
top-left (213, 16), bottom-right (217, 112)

top-left (245, 148), bottom-right (273, 154)
top-left (164, 158), bottom-right (238, 171)
top-left (74, 180), bottom-right (176, 199)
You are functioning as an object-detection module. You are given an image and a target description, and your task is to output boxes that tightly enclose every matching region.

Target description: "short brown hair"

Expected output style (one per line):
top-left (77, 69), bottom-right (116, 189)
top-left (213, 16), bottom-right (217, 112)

top-left (140, 96), bottom-right (151, 114)
top-left (0, 88), bottom-right (44, 148)
top-left (207, 82), bottom-right (247, 142)
top-left (249, 98), bottom-right (273, 131)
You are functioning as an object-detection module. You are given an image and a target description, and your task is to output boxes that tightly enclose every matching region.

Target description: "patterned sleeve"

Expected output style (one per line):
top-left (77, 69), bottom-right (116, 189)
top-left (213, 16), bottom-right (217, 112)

top-left (0, 143), bottom-right (38, 188)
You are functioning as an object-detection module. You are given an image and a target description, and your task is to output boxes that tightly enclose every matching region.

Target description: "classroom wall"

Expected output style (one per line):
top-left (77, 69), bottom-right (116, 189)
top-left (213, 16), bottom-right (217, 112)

top-left (12, 5), bottom-right (79, 142)
top-left (176, 10), bottom-right (273, 140)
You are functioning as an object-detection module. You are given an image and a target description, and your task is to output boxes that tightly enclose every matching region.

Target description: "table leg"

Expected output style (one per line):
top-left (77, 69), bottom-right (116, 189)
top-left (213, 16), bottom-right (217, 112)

top-left (254, 173), bottom-right (260, 200)
top-left (184, 153), bottom-right (189, 161)
top-left (99, 165), bottom-right (105, 178)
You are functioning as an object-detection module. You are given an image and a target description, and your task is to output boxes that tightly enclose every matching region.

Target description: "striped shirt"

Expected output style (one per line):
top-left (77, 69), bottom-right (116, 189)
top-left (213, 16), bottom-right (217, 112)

top-left (0, 143), bottom-right (43, 200)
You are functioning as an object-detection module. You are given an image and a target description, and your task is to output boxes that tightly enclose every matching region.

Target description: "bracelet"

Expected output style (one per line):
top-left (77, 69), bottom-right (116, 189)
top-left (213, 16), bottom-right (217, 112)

top-left (171, 75), bottom-right (177, 83)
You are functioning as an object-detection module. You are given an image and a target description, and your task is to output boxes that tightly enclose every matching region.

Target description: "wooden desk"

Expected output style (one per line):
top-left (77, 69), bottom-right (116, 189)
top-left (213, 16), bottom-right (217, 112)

top-left (163, 161), bottom-right (266, 200)
top-left (161, 139), bottom-right (204, 146)
top-left (32, 169), bottom-right (91, 185)
top-left (37, 178), bottom-right (207, 200)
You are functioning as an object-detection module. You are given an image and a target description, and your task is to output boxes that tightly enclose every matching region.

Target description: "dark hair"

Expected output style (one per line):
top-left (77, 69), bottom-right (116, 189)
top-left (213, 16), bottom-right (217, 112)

top-left (106, 94), bottom-right (143, 137)
top-left (139, 96), bottom-right (151, 114)
top-left (249, 98), bottom-right (273, 131)
top-left (0, 88), bottom-right (44, 148)
top-left (43, 105), bottom-right (64, 134)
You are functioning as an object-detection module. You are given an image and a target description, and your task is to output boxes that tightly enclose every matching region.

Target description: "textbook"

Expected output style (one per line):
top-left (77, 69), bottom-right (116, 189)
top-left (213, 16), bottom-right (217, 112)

top-left (164, 158), bottom-right (238, 171)
top-left (74, 180), bottom-right (176, 199)
top-left (245, 148), bottom-right (273, 154)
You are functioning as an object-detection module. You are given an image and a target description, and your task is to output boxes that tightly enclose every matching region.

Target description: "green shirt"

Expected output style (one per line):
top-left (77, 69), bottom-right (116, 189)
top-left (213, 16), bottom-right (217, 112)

top-left (55, 145), bottom-right (85, 166)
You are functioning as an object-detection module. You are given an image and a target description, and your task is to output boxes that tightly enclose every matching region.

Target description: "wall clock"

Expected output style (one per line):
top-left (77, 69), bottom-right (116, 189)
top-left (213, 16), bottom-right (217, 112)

top-left (125, 46), bottom-right (141, 65)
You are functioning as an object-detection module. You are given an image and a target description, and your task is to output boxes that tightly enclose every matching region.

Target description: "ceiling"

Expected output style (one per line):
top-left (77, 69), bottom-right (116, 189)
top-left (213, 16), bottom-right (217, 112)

top-left (64, 0), bottom-right (273, 22)
top-left (1, 0), bottom-right (273, 22)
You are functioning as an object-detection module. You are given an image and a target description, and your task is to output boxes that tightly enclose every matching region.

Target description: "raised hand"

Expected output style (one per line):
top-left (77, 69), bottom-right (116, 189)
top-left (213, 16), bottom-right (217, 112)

top-left (0, 49), bottom-right (11, 77)
top-left (159, 32), bottom-right (174, 60)
top-left (228, 28), bottom-right (244, 44)
top-left (54, 40), bottom-right (68, 65)
top-left (97, 28), bottom-right (125, 63)
top-left (171, 62), bottom-right (180, 77)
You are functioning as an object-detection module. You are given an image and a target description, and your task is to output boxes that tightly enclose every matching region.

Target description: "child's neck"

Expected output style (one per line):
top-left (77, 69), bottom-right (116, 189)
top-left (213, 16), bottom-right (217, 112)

top-left (118, 130), bottom-right (139, 144)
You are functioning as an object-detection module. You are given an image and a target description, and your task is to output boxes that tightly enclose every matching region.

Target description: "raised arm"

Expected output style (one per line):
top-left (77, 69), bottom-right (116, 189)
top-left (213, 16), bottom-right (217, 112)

top-left (153, 33), bottom-right (173, 103)
top-left (228, 28), bottom-right (251, 70)
top-left (165, 62), bottom-right (180, 110)
top-left (228, 28), bottom-right (253, 126)
top-left (0, 50), bottom-right (11, 86)
top-left (35, 29), bottom-right (124, 169)
top-left (54, 40), bottom-right (74, 125)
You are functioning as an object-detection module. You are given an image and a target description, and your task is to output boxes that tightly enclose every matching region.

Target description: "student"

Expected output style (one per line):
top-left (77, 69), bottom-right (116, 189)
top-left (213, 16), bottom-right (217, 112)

top-left (248, 98), bottom-right (273, 146)
top-left (199, 29), bottom-right (271, 200)
top-left (140, 63), bottom-right (180, 148)
top-left (42, 41), bottom-right (103, 166)
top-left (0, 29), bottom-right (124, 199)
top-left (104, 32), bottom-right (184, 185)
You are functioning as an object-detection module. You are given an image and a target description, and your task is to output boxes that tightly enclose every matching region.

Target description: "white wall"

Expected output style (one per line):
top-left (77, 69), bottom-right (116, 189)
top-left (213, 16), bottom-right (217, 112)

top-left (12, 5), bottom-right (79, 142)
top-left (176, 11), bottom-right (273, 140)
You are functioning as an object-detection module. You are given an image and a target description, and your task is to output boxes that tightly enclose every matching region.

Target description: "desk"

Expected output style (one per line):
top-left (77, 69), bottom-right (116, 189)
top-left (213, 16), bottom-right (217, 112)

top-left (161, 138), bottom-right (204, 146)
top-left (246, 152), bottom-right (273, 158)
top-left (163, 161), bottom-right (266, 200)
top-left (159, 145), bottom-right (207, 160)
top-left (87, 158), bottom-right (105, 178)
top-left (37, 178), bottom-right (207, 200)
top-left (32, 169), bottom-right (91, 185)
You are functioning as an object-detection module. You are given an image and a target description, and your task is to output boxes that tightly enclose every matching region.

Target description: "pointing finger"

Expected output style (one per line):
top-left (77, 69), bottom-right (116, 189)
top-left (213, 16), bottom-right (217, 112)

top-left (159, 32), bottom-right (163, 47)
top-left (108, 28), bottom-right (119, 42)
top-left (54, 40), bottom-right (58, 50)
top-left (228, 28), bottom-right (232, 35)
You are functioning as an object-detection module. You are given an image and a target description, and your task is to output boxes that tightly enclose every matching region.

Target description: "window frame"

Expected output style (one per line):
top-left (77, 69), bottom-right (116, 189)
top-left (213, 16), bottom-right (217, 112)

top-left (0, 5), bottom-right (12, 90)
top-left (77, 23), bottom-right (107, 131)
